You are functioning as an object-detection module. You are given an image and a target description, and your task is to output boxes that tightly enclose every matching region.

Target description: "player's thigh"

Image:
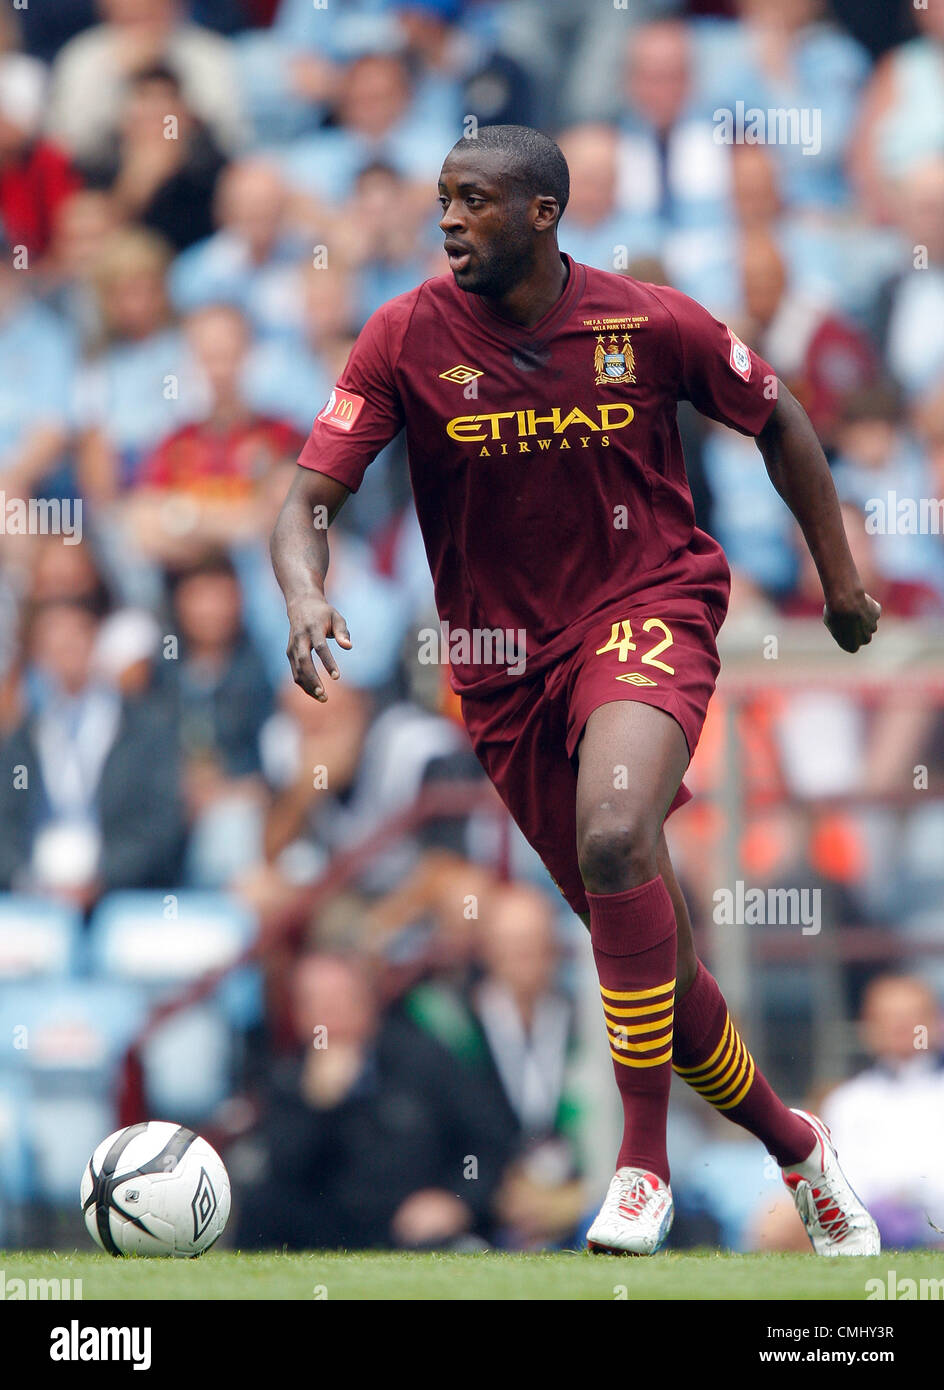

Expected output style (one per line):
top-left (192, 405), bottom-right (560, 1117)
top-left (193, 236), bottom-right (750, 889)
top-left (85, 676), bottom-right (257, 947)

top-left (461, 685), bottom-right (588, 916)
top-left (575, 700), bottom-right (689, 877)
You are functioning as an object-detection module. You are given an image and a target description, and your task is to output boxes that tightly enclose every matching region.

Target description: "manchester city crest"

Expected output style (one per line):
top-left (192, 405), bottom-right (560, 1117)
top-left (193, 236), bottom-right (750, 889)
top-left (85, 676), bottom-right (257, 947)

top-left (594, 332), bottom-right (635, 386)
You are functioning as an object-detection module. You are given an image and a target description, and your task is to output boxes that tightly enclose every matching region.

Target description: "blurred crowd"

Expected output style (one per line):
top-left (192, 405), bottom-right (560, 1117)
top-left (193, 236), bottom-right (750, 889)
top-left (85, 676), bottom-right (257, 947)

top-left (0, 0), bottom-right (943, 1253)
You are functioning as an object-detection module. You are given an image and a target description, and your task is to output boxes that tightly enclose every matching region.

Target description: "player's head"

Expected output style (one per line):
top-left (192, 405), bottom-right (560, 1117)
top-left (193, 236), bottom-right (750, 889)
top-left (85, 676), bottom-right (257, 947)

top-left (438, 124), bottom-right (570, 296)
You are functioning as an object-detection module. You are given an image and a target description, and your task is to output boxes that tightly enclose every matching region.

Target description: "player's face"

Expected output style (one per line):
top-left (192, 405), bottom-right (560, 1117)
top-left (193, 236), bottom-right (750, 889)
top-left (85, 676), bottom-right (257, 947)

top-left (437, 151), bottom-right (536, 297)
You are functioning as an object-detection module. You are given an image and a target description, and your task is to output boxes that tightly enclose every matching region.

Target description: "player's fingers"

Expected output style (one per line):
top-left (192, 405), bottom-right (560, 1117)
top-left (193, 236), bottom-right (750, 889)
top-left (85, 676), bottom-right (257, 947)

top-left (312, 636), bottom-right (340, 682)
top-left (332, 610), bottom-right (353, 649)
top-left (288, 631), bottom-right (327, 701)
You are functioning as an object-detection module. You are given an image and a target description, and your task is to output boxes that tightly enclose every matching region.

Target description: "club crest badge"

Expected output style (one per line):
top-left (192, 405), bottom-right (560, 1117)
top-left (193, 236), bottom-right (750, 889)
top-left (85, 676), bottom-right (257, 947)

top-left (594, 332), bottom-right (635, 386)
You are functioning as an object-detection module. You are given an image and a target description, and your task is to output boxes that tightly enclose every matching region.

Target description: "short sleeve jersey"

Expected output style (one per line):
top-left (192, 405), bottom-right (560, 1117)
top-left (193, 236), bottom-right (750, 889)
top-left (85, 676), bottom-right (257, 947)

top-left (298, 255), bottom-right (777, 696)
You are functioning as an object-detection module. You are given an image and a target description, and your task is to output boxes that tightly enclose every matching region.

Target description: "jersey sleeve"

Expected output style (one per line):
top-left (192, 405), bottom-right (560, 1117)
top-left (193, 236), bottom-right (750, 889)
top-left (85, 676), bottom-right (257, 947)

top-left (297, 298), bottom-right (408, 492)
top-left (656, 284), bottom-right (778, 437)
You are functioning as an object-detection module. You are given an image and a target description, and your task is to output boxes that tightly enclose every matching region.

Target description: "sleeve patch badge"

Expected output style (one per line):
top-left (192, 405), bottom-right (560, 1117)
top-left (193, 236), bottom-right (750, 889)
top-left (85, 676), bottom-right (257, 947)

top-left (317, 387), bottom-right (365, 432)
top-left (727, 328), bottom-right (752, 382)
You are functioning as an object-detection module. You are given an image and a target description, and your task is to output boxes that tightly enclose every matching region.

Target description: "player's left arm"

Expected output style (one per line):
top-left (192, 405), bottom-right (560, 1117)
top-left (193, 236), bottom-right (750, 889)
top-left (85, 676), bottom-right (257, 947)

top-left (756, 383), bottom-right (880, 653)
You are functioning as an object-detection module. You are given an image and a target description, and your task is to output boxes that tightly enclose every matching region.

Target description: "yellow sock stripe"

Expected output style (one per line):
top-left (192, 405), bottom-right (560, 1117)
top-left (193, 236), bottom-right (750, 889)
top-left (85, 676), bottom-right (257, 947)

top-left (689, 1032), bottom-right (745, 1098)
top-left (603, 999), bottom-right (676, 1019)
top-left (603, 1011), bottom-right (675, 1036)
top-left (695, 1036), bottom-right (750, 1103)
top-left (607, 1028), bottom-right (674, 1054)
top-left (599, 979), bottom-right (676, 1003)
top-left (715, 1053), bottom-right (756, 1110)
top-left (673, 1014), bottom-right (733, 1078)
top-left (609, 1044), bottom-right (674, 1068)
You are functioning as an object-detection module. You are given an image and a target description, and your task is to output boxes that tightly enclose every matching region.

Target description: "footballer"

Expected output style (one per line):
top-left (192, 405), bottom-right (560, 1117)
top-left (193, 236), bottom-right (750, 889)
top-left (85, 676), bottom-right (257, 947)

top-left (270, 125), bottom-right (882, 1256)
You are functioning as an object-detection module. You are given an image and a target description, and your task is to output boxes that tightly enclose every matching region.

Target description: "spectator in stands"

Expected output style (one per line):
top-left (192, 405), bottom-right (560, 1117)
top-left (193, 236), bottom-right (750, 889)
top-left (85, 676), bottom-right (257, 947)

top-left (556, 124), bottom-right (658, 274)
top-left (123, 303), bottom-right (301, 564)
top-left (830, 382), bottom-right (944, 597)
top-left (0, 239), bottom-right (76, 499)
top-left (0, 23), bottom-right (80, 263)
top-left (46, 0), bottom-right (247, 163)
top-left (737, 229), bottom-right (875, 446)
top-left (75, 225), bottom-right (192, 500)
top-left (821, 974), bottom-right (944, 1247)
top-left (866, 157), bottom-right (944, 404)
top-left (40, 190), bottom-right (120, 352)
top-left (475, 884), bottom-right (585, 1250)
top-left (850, 1), bottom-right (944, 224)
top-left (77, 63), bottom-right (228, 252)
top-left (394, 0), bottom-right (535, 130)
top-left (246, 263), bottom-right (357, 433)
top-left (169, 159), bottom-right (306, 338)
top-left (700, 0), bottom-right (870, 211)
top-left (0, 596), bottom-right (185, 904)
top-left (158, 549), bottom-right (273, 887)
top-left (616, 20), bottom-right (730, 235)
top-left (752, 974), bottom-right (944, 1251)
top-left (258, 674), bottom-right (372, 884)
top-left (234, 951), bottom-right (515, 1249)
top-left (279, 51), bottom-right (447, 205)
top-left (329, 161), bottom-right (432, 321)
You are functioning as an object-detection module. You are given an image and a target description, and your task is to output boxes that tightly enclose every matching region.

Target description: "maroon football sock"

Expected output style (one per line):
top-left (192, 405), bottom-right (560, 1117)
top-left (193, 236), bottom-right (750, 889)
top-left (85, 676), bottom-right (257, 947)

top-left (588, 876), bottom-right (677, 1183)
top-left (673, 961), bottom-right (815, 1166)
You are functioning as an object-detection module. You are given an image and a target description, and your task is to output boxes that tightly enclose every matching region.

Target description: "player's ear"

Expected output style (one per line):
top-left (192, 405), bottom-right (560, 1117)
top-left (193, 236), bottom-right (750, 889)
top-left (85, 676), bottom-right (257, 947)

top-left (533, 195), bottom-right (560, 232)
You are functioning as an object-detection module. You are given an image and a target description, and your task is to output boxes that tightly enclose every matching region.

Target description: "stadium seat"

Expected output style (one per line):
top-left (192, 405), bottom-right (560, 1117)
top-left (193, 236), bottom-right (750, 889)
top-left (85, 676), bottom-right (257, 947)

top-left (0, 895), bottom-right (83, 981)
top-left (87, 891), bottom-right (262, 1120)
top-left (0, 1073), bottom-right (33, 1218)
top-left (87, 891), bottom-right (260, 1021)
top-left (0, 980), bottom-right (148, 1206)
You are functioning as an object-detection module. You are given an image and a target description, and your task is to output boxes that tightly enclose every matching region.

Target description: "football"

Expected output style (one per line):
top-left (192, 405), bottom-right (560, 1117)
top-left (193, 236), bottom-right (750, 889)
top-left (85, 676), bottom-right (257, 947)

top-left (81, 1121), bottom-right (231, 1257)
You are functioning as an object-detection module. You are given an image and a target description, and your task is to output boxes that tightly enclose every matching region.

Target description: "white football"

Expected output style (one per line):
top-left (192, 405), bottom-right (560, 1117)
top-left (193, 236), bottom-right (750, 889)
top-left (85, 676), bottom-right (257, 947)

top-left (81, 1121), bottom-right (231, 1257)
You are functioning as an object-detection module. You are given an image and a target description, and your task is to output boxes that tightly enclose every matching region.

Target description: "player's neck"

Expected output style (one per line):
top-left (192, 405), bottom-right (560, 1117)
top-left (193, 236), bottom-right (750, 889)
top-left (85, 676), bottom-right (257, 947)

top-left (481, 251), bottom-right (569, 330)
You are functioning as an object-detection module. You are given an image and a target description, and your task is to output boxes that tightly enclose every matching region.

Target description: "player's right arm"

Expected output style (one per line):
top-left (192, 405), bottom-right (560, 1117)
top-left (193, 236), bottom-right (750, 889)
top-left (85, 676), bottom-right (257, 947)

top-left (270, 466), bottom-right (353, 701)
top-left (269, 293), bottom-right (411, 700)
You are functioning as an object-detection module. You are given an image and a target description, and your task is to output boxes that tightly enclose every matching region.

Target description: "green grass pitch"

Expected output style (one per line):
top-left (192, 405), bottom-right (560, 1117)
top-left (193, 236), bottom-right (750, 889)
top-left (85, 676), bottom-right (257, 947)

top-left (2, 1249), bottom-right (942, 1300)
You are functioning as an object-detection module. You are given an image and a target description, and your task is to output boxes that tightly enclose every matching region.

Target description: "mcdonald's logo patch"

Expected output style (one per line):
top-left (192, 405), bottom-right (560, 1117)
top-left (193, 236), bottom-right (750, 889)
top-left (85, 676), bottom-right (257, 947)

top-left (318, 387), bottom-right (365, 432)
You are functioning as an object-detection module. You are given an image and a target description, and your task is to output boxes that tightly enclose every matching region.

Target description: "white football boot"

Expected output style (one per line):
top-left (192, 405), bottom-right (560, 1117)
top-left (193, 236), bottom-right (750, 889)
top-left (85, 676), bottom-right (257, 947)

top-left (781, 1109), bottom-right (880, 1256)
top-left (586, 1168), bottom-right (674, 1255)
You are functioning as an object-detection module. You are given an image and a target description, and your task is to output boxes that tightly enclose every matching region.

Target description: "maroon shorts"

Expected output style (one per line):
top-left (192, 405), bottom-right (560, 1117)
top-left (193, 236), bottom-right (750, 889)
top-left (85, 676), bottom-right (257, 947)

top-left (460, 594), bottom-right (722, 916)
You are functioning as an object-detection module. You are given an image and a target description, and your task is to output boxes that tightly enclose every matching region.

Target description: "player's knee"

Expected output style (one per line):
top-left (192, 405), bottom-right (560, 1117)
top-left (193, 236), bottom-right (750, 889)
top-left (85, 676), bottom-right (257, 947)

top-left (577, 816), bottom-right (658, 895)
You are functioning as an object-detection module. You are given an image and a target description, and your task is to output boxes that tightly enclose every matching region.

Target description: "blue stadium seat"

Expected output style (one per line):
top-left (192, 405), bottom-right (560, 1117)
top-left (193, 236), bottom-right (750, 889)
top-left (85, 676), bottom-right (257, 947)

top-left (0, 895), bottom-right (83, 981)
top-left (0, 980), bottom-right (148, 1206)
top-left (0, 1073), bottom-right (33, 1216)
top-left (87, 891), bottom-right (262, 1120)
top-left (87, 891), bottom-right (261, 1025)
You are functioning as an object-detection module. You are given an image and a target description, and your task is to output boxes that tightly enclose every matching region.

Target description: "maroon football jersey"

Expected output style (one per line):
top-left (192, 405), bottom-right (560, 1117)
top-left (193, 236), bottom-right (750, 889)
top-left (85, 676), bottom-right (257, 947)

top-left (298, 255), bottom-right (778, 696)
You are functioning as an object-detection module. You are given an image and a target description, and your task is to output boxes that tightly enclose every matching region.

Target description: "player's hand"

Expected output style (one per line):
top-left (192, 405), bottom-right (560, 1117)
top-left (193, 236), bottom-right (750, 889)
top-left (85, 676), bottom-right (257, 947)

top-left (285, 595), bottom-right (352, 701)
top-left (823, 591), bottom-right (881, 653)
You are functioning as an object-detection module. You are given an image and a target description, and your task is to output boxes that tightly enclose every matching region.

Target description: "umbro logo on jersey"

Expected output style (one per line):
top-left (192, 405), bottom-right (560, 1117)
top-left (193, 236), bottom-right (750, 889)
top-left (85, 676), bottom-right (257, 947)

top-left (616, 672), bottom-right (658, 686)
top-left (439, 364), bottom-right (484, 385)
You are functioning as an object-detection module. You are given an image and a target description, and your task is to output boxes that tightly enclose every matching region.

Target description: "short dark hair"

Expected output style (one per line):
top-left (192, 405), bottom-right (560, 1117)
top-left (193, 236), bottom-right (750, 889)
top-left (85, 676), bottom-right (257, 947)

top-left (448, 124), bottom-right (570, 225)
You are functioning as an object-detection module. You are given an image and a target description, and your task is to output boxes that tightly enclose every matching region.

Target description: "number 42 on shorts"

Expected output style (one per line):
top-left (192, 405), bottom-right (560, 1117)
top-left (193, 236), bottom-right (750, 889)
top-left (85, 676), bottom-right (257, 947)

top-left (595, 617), bottom-right (676, 682)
